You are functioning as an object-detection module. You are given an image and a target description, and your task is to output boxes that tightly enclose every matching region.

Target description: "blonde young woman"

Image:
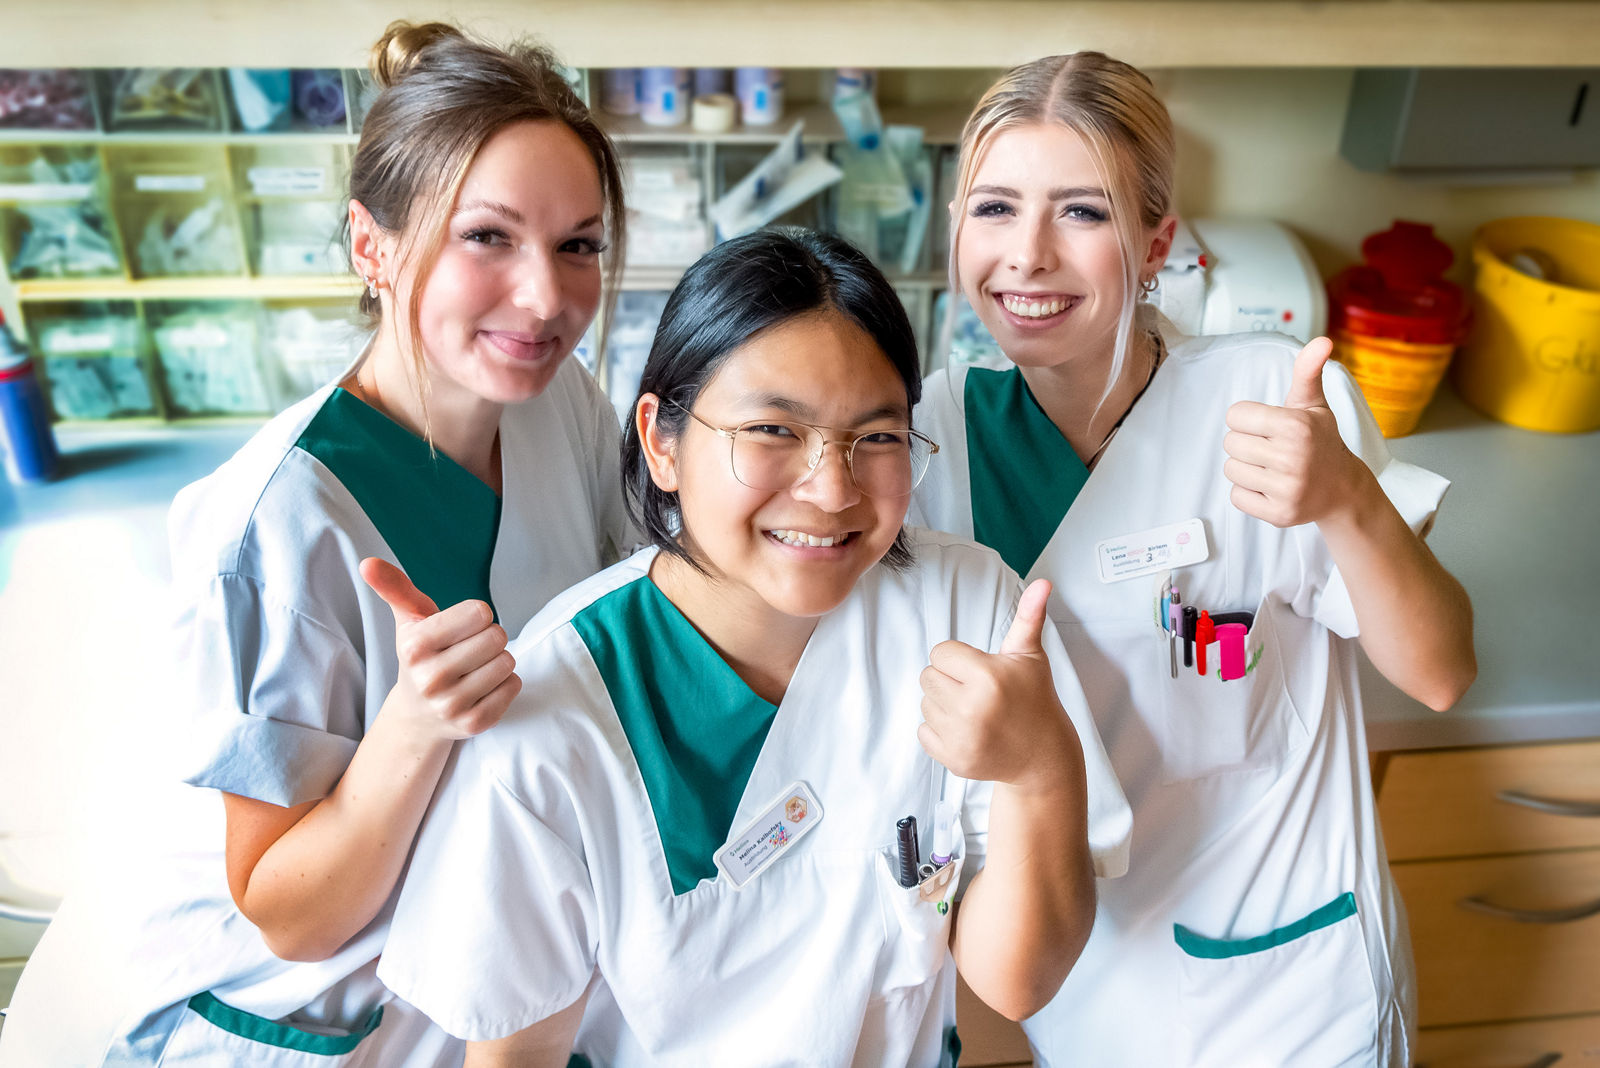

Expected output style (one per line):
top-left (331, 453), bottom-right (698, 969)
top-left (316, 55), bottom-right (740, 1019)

top-left (1, 23), bottom-right (630, 1066)
top-left (910, 53), bottom-right (1475, 1066)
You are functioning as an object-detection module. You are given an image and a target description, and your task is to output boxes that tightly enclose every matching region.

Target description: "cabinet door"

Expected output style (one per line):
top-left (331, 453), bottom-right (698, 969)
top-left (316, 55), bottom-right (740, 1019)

top-left (1416, 1011), bottom-right (1600, 1067)
top-left (1380, 741), bottom-right (1600, 861)
top-left (1394, 848), bottom-right (1600, 1027)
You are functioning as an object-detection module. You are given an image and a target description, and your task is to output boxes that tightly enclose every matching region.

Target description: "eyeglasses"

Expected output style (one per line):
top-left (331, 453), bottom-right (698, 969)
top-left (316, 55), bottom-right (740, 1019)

top-left (669, 402), bottom-right (939, 498)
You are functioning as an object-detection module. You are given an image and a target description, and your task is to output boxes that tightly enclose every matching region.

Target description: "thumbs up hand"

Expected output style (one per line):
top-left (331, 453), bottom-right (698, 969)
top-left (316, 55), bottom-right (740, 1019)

top-left (1222, 337), bottom-right (1364, 529)
top-left (918, 580), bottom-right (1083, 790)
top-left (361, 558), bottom-right (521, 742)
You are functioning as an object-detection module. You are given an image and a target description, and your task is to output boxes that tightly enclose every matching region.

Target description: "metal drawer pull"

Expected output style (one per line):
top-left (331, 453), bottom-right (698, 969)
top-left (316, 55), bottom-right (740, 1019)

top-left (0, 900), bottom-right (53, 923)
top-left (1498, 789), bottom-right (1600, 818)
top-left (1459, 893), bottom-right (1600, 924)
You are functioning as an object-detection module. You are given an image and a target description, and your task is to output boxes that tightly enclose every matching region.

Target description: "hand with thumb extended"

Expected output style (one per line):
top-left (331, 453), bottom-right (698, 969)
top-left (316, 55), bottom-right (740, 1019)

top-left (361, 558), bottom-right (520, 742)
top-left (917, 580), bottom-right (1081, 791)
top-left (1221, 336), bottom-right (1365, 529)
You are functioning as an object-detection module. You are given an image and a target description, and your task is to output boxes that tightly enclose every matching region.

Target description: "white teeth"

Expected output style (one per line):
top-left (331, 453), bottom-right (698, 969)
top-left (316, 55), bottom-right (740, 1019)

top-left (1002, 295), bottom-right (1069, 318)
top-left (769, 529), bottom-right (846, 548)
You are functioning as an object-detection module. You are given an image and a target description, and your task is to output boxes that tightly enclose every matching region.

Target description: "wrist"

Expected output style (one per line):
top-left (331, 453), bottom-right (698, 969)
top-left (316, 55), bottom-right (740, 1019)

top-left (1316, 452), bottom-right (1384, 538)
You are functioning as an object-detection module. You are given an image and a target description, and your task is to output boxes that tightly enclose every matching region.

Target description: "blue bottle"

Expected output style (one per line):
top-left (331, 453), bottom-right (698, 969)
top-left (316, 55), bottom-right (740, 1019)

top-left (0, 310), bottom-right (60, 483)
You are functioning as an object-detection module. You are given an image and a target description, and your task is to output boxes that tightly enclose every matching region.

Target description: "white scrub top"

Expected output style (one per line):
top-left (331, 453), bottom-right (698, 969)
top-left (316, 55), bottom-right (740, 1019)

top-left (378, 532), bottom-right (1130, 1067)
top-left (911, 317), bottom-right (1447, 1068)
top-left (0, 356), bottom-right (632, 1068)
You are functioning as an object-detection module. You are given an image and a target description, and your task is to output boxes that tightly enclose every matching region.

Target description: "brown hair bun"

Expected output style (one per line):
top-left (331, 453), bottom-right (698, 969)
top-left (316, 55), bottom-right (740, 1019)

top-left (369, 20), bottom-right (464, 90)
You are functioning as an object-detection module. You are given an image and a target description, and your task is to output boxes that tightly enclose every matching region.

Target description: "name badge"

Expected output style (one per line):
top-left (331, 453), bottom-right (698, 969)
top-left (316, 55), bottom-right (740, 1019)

top-left (1096, 518), bottom-right (1210, 583)
top-left (713, 781), bottom-right (824, 890)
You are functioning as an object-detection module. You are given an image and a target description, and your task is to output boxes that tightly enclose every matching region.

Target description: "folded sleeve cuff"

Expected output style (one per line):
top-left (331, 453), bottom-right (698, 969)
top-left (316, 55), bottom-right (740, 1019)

top-left (1318, 456), bottom-right (1451, 639)
top-left (181, 709), bottom-right (358, 806)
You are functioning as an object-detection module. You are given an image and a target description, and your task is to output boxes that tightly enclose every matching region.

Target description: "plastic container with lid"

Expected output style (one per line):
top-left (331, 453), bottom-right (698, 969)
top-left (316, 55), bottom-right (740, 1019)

top-left (0, 309), bottom-right (60, 482)
top-left (1326, 220), bottom-right (1470, 437)
top-left (1454, 216), bottom-right (1600, 433)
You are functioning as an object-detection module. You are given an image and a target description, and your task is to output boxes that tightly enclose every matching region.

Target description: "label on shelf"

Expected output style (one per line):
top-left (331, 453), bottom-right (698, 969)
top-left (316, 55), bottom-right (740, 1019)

top-left (134, 175), bottom-right (207, 193)
top-left (42, 330), bottom-right (116, 354)
top-left (247, 167), bottom-right (328, 196)
top-left (0, 182), bottom-right (94, 202)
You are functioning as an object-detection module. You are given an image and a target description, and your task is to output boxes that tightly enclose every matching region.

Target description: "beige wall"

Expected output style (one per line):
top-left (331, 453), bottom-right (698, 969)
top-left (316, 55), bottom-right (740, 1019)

top-left (1155, 67), bottom-right (1600, 281)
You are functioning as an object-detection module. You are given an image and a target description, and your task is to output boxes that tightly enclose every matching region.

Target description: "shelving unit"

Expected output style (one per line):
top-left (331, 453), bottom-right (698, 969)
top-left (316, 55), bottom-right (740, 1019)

top-left (1, 63), bottom-right (971, 427)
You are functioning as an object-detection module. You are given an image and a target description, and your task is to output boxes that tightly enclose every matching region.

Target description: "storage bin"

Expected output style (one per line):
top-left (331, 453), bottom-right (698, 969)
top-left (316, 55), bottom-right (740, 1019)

top-left (0, 145), bottom-right (123, 280)
top-left (260, 301), bottom-right (366, 408)
top-left (30, 303), bottom-right (155, 419)
top-left (147, 301), bottom-right (271, 415)
top-left (104, 144), bottom-right (246, 278)
top-left (1327, 221), bottom-right (1469, 437)
top-left (1453, 216), bottom-right (1600, 433)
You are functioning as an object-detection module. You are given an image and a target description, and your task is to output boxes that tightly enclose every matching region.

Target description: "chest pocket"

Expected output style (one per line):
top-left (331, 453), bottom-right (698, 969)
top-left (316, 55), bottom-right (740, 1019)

top-left (1157, 592), bottom-right (1308, 784)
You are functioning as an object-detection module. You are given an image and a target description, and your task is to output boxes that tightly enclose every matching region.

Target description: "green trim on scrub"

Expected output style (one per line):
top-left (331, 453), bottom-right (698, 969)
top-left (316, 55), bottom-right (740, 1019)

top-left (945, 1024), bottom-right (962, 1068)
top-left (572, 576), bottom-right (779, 895)
top-left (568, 1057), bottom-right (593, 1068)
top-left (1173, 892), bottom-right (1359, 959)
top-left (296, 388), bottom-right (502, 617)
top-left (963, 367), bottom-right (1090, 577)
top-left (185, 991), bottom-right (382, 1054)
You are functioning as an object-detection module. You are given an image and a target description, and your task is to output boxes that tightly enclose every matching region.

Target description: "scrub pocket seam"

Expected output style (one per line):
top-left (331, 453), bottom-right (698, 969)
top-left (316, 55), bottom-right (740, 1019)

top-left (1174, 891), bottom-right (1357, 959)
top-left (183, 990), bottom-right (383, 1054)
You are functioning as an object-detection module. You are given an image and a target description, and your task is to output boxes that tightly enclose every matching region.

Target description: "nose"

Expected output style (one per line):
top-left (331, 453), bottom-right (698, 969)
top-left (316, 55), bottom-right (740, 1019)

top-left (1008, 210), bottom-right (1059, 277)
top-left (791, 439), bottom-right (862, 511)
top-left (512, 248), bottom-right (564, 320)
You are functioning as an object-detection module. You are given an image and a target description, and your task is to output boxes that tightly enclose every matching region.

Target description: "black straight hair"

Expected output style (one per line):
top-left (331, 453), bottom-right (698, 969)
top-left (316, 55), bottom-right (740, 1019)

top-left (620, 226), bottom-right (923, 572)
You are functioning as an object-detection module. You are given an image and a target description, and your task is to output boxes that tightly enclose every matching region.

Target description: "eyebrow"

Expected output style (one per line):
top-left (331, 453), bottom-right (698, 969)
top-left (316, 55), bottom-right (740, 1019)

top-left (739, 393), bottom-right (910, 424)
top-left (453, 203), bottom-right (605, 232)
top-left (968, 184), bottom-right (1108, 200)
top-left (454, 199), bottom-right (524, 225)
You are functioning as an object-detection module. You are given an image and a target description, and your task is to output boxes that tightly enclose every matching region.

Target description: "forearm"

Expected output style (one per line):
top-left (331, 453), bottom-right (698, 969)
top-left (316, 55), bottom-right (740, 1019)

top-left (1318, 468), bottom-right (1476, 710)
top-left (953, 760), bottom-right (1095, 1021)
top-left (240, 706), bottom-right (454, 960)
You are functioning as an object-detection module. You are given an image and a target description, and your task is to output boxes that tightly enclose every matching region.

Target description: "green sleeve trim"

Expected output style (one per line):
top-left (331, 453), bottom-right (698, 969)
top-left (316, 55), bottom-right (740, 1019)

top-left (945, 1024), bottom-right (962, 1068)
top-left (185, 991), bottom-right (382, 1054)
top-left (1173, 892), bottom-right (1358, 959)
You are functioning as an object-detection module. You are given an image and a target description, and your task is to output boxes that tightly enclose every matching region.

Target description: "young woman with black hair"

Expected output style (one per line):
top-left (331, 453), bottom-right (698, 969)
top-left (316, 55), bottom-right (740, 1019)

top-left (378, 227), bottom-right (1131, 1067)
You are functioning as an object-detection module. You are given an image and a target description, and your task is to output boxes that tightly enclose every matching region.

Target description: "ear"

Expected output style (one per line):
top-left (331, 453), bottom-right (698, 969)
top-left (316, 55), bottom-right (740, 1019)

top-left (635, 393), bottom-right (680, 494)
top-left (348, 199), bottom-right (392, 288)
top-left (1140, 214), bottom-right (1179, 281)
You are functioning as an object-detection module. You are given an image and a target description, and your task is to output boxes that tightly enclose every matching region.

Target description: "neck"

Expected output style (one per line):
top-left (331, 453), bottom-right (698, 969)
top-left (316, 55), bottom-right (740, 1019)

top-left (649, 550), bottom-right (818, 706)
top-left (1019, 324), bottom-right (1158, 466)
top-left (349, 327), bottom-right (504, 491)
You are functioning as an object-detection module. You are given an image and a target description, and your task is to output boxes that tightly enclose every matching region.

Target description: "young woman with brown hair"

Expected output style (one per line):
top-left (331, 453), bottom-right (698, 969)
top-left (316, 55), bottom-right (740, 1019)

top-left (1, 21), bottom-right (631, 1065)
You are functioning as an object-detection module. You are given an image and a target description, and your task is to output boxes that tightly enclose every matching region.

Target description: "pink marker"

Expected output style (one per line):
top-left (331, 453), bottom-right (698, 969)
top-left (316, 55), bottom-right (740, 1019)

top-left (1217, 623), bottom-right (1248, 681)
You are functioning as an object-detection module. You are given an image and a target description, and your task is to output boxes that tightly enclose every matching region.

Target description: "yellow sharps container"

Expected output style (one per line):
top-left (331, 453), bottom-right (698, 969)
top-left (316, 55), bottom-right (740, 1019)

top-left (1455, 217), bottom-right (1600, 433)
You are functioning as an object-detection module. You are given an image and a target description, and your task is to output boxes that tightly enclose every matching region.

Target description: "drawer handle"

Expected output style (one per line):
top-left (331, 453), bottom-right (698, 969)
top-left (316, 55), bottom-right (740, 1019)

top-left (1459, 893), bottom-right (1600, 924)
top-left (1499, 789), bottom-right (1600, 818)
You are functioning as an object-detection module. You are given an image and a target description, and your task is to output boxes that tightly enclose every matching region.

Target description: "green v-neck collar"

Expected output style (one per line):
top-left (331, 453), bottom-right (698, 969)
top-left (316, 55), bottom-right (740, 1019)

top-left (295, 388), bottom-right (502, 616)
top-left (963, 366), bottom-right (1090, 577)
top-left (572, 574), bottom-right (780, 894)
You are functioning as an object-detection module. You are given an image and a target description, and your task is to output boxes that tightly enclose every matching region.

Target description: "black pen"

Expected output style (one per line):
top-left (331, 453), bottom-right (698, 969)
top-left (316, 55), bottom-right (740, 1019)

top-left (896, 815), bottom-right (920, 888)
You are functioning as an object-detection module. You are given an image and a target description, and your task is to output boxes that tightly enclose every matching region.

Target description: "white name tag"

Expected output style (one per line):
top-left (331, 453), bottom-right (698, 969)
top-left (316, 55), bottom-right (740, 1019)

top-left (713, 781), bottom-right (823, 890)
top-left (1096, 518), bottom-right (1210, 583)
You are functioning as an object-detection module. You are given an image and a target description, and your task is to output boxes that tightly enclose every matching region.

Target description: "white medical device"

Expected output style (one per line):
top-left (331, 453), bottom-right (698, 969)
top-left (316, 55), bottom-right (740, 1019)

top-left (1153, 218), bottom-right (1327, 343)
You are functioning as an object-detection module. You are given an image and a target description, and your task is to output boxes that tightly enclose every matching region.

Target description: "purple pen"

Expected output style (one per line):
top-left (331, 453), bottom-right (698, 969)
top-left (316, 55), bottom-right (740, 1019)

top-left (1167, 586), bottom-right (1182, 678)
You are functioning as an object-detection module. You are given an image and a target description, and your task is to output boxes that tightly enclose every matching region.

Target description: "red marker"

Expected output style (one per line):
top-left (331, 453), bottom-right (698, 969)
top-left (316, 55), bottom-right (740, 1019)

top-left (1195, 610), bottom-right (1215, 676)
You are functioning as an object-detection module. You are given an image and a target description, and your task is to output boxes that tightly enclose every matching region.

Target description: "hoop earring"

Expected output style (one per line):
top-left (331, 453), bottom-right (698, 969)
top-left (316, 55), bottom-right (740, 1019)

top-left (1138, 275), bottom-right (1158, 301)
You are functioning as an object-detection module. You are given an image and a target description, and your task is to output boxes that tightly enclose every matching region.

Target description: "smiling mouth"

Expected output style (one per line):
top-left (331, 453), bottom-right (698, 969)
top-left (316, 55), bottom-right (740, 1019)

top-left (482, 331), bottom-right (560, 361)
top-left (766, 528), bottom-right (855, 549)
top-left (997, 293), bottom-right (1080, 320)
